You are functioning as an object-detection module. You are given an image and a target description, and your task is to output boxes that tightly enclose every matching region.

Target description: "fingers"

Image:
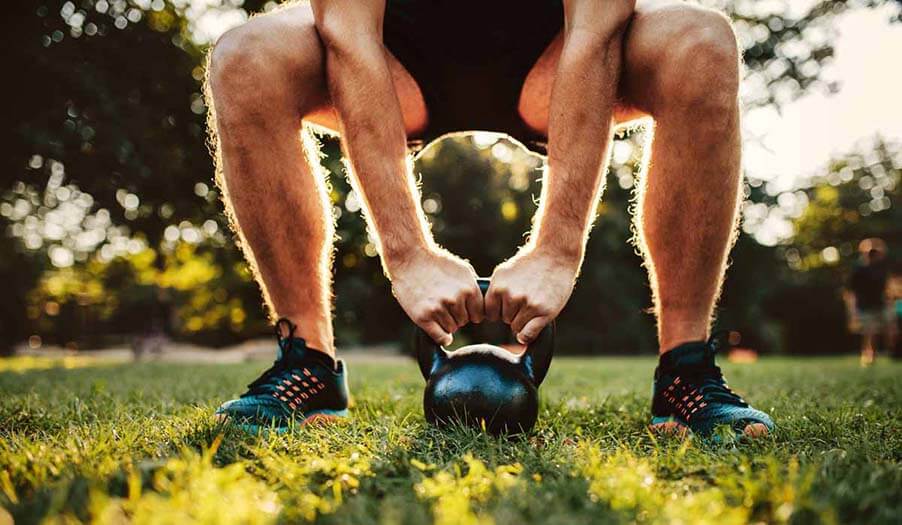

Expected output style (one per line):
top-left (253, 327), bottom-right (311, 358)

top-left (421, 320), bottom-right (452, 347)
top-left (417, 281), bottom-right (483, 347)
top-left (486, 282), bottom-right (528, 327)
top-left (517, 316), bottom-right (550, 345)
top-left (501, 293), bottom-right (525, 325)
top-left (510, 306), bottom-right (533, 335)
top-left (484, 285), bottom-right (502, 322)
top-left (511, 303), bottom-right (549, 344)
top-left (434, 308), bottom-right (458, 339)
top-left (414, 304), bottom-right (456, 347)
top-left (465, 284), bottom-right (485, 324)
top-left (443, 295), bottom-right (469, 329)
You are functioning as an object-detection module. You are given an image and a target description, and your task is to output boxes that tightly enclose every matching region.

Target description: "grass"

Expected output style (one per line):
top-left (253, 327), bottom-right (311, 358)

top-left (0, 355), bottom-right (899, 524)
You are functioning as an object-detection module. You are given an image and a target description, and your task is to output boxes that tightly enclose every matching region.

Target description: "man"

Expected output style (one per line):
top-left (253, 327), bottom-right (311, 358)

top-left (845, 239), bottom-right (891, 366)
top-left (206, 0), bottom-right (773, 437)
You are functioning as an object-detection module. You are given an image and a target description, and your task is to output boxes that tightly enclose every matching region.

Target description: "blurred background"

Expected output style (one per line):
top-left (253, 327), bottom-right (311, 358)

top-left (2, 0), bottom-right (901, 358)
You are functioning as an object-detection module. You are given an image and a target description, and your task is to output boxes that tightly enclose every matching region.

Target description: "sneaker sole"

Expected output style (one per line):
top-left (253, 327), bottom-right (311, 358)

top-left (649, 417), bottom-right (770, 439)
top-left (218, 408), bottom-right (349, 434)
top-left (649, 417), bottom-right (690, 438)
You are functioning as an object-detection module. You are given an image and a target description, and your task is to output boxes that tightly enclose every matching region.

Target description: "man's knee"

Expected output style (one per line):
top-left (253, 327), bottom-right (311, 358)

top-left (654, 7), bottom-right (740, 115)
top-left (209, 23), bottom-right (276, 105)
top-left (207, 11), bottom-right (324, 123)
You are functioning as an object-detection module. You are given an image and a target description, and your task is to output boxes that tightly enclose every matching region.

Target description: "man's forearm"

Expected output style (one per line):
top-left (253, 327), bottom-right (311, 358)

top-left (533, 9), bottom-right (632, 264)
top-left (324, 40), bottom-right (431, 267)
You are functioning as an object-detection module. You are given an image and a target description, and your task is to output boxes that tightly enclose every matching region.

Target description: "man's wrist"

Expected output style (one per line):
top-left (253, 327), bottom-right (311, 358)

top-left (381, 230), bottom-right (433, 270)
top-left (531, 221), bottom-right (586, 267)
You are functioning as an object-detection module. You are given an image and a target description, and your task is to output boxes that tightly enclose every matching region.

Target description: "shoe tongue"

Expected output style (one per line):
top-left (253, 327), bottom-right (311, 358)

top-left (277, 337), bottom-right (336, 370)
top-left (659, 341), bottom-right (714, 370)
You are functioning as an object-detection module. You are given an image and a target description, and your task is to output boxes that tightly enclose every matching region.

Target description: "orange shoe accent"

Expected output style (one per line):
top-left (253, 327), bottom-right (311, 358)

top-left (302, 413), bottom-right (342, 426)
top-left (743, 422), bottom-right (770, 438)
top-left (649, 420), bottom-right (689, 438)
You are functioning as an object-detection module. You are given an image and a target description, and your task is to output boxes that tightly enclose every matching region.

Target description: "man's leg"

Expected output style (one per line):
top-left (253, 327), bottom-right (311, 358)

top-left (206, 4), bottom-right (427, 429)
top-left (206, 5), bottom-right (427, 355)
top-left (521, 1), bottom-right (772, 436)
top-left (621, 3), bottom-right (742, 352)
top-left (520, 0), bottom-right (742, 353)
top-left (861, 325), bottom-right (876, 366)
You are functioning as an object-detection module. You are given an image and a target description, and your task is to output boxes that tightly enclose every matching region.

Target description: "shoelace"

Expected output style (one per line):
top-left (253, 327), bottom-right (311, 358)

top-left (667, 331), bottom-right (746, 407)
top-left (243, 318), bottom-right (302, 397)
top-left (698, 330), bottom-right (746, 405)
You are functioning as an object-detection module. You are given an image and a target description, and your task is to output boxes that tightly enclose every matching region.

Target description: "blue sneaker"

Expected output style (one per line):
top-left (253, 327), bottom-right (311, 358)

top-left (216, 319), bottom-right (350, 432)
top-left (650, 333), bottom-right (773, 439)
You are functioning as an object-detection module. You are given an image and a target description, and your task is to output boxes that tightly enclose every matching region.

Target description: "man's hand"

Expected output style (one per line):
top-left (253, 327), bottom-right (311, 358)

top-left (388, 247), bottom-right (484, 346)
top-left (486, 246), bottom-right (580, 345)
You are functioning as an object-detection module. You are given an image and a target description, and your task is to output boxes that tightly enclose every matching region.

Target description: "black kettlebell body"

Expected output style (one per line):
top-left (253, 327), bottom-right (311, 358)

top-left (416, 279), bottom-right (554, 435)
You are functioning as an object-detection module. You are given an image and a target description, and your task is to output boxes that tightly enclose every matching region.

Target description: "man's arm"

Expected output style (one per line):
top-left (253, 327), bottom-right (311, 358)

top-left (486, 0), bottom-right (635, 343)
top-left (311, 0), bottom-right (482, 345)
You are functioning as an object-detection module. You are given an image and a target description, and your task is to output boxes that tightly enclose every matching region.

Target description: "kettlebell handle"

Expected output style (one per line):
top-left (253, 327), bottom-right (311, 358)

top-left (414, 277), bottom-right (555, 386)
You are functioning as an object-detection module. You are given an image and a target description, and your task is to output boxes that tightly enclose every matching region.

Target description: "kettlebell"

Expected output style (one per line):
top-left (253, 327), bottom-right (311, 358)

top-left (415, 278), bottom-right (555, 435)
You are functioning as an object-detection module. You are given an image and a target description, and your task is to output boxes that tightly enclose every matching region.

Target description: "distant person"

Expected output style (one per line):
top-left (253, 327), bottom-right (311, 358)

top-left (845, 239), bottom-right (891, 366)
top-left (205, 0), bottom-right (772, 438)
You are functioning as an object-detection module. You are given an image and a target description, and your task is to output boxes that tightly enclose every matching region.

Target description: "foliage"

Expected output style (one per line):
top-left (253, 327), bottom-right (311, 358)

top-left (413, 455), bottom-right (523, 525)
top-left (577, 447), bottom-right (748, 524)
top-left (24, 240), bottom-right (270, 347)
top-left (3, 0), bottom-right (219, 352)
top-left (4, 0), bottom-right (214, 234)
top-left (0, 233), bottom-right (43, 355)
top-left (250, 444), bottom-right (374, 522)
top-left (789, 139), bottom-right (901, 275)
top-left (763, 139), bottom-right (901, 354)
top-left (0, 356), bottom-right (900, 523)
top-left (715, 0), bottom-right (901, 107)
top-left (93, 441), bottom-right (281, 525)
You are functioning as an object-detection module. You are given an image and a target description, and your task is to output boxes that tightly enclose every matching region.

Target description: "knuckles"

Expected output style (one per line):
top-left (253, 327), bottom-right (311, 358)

top-left (414, 306), bottom-right (439, 324)
top-left (527, 302), bottom-right (550, 316)
top-left (488, 281), bottom-right (507, 294)
top-left (509, 294), bottom-right (527, 305)
top-left (439, 296), bottom-right (457, 308)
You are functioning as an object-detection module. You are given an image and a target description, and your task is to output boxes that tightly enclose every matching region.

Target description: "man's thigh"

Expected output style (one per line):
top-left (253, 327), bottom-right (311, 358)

top-left (517, 0), bottom-right (687, 134)
top-left (243, 2), bottom-right (428, 135)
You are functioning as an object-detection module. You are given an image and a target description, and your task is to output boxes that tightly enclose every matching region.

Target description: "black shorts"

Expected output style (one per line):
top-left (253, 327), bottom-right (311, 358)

top-left (383, 0), bottom-right (564, 156)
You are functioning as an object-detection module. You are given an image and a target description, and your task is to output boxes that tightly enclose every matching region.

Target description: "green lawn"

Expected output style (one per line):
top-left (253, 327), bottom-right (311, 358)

top-left (1, 356), bottom-right (899, 524)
